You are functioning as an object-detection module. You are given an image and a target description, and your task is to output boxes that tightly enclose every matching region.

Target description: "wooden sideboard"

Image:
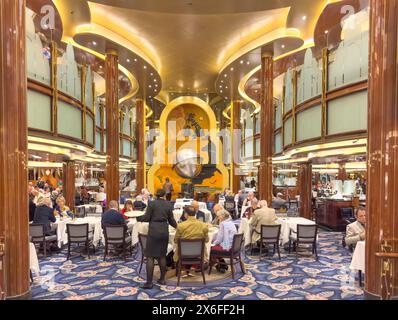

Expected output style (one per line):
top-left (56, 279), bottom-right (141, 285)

top-left (316, 199), bottom-right (354, 231)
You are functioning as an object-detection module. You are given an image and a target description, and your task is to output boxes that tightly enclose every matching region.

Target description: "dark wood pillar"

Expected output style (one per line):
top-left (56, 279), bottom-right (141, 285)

top-left (298, 163), bottom-right (313, 220)
top-left (105, 50), bottom-right (120, 204)
top-left (136, 99), bottom-right (145, 193)
top-left (366, 0), bottom-right (398, 299)
top-left (63, 161), bottom-right (76, 211)
top-left (259, 52), bottom-right (274, 204)
top-left (231, 100), bottom-right (242, 193)
top-left (0, 0), bottom-right (30, 299)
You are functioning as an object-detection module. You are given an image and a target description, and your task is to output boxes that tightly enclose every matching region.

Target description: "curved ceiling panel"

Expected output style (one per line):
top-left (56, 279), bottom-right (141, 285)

top-left (74, 33), bottom-right (162, 101)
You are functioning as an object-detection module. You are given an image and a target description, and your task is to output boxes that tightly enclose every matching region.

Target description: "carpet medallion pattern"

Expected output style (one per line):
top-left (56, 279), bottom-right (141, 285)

top-left (31, 232), bottom-right (364, 300)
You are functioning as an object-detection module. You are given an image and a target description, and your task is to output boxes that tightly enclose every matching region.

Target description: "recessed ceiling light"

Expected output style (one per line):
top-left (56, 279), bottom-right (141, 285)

top-left (134, 58), bottom-right (138, 62)
top-left (247, 61), bottom-right (250, 65)
top-left (281, 44), bottom-right (285, 49)
top-left (221, 80), bottom-right (224, 83)
top-left (99, 65), bottom-right (103, 69)
top-left (154, 79), bottom-right (157, 82)
top-left (150, 73), bottom-right (154, 76)
top-left (220, 90), bottom-right (223, 93)
top-left (302, 16), bottom-right (307, 21)
top-left (325, 30), bottom-right (329, 34)
top-left (230, 67), bottom-right (234, 71)
top-left (92, 41), bottom-right (97, 46)
top-left (126, 59), bottom-right (130, 63)
top-left (224, 74), bottom-right (227, 78)
top-left (144, 65), bottom-right (147, 69)
top-left (149, 85), bottom-right (152, 88)
top-left (240, 60), bottom-right (244, 64)
top-left (225, 86), bottom-right (228, 89)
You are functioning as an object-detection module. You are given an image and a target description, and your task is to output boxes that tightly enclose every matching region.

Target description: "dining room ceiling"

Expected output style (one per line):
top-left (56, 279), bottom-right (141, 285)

top-left (54, 0), bottom-right (340, 98)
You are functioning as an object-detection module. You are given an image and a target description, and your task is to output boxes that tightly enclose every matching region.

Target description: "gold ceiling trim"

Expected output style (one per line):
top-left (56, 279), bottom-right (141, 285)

top-left (219, 27), bottom-right (301, 72)
top-left (75, 23), bottom-right (159, 71)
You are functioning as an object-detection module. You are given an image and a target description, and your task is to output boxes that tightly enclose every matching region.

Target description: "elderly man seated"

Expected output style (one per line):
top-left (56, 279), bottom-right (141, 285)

top-left (174, 205), bottom-right (209, 275)
top-left (180, 200), bottom-right (206, 223)
top-left (272, 193), bottom-right (288, 211)
top-left (242, 191), bottom-right (257, 207)
top-left (243, 198), bottom-right (260, 220)
top-left (250, 200), bottom-right (278, 245)
top-left (345, 207), bottom-right (366, 248)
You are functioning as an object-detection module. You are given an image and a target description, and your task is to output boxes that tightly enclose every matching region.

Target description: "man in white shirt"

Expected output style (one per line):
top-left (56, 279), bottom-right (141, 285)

top-left (345, 207), bottom-right (366, 247)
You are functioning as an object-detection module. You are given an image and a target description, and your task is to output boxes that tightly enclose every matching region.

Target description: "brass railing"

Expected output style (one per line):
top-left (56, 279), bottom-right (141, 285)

top-left (0, 235), bottom-right (5, 300)
top-left (376, 239), bottom-right (398, 300)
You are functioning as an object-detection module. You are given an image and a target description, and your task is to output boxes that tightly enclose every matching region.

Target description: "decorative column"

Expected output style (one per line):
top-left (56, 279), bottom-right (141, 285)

top-left (231, 100), bottom-right (242, 193)
top-left (0, 0), bottom-right (30, 299)
top-left (259, 51), bottom-right (274, 204)
top-left (136, 99), bottom-right (146, 193)
top-left (105, 49), bottom-right (120, 204)
top-left (63, 161), bottom-right (76, 211)
top-left (366, 0), bottom-right (398, 299)
top-left (298, 163), bottom-right (313, 220)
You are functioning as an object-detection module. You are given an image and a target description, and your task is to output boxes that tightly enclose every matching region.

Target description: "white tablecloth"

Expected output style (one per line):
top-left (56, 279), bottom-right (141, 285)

top-left (29, 243), bottom-right (40, 274)
top-left (350, 241), bottom-right (365, 273)
top-left (238, 216), bottom-right (316, 247)
top-left (173, 209), bottom-right (212, 224)
top-left (239, 218), bottom-right (252, 247)
top-left (54, 217), bottom-right (103, 247)
top-left (278, 217), bottom-right (316, 245)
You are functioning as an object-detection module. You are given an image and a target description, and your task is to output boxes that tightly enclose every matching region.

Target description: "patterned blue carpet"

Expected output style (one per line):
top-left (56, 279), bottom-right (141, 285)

top-left (31, 232), bottom-right (364, 300)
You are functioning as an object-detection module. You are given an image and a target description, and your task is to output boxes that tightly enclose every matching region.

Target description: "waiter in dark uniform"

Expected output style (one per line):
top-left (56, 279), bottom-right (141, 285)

top-left (137, 189), bottom-right (177, 289)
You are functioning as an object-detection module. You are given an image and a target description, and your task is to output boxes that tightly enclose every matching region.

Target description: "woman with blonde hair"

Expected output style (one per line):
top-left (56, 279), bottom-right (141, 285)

top-left (54, 196), bottom-right (73, 218)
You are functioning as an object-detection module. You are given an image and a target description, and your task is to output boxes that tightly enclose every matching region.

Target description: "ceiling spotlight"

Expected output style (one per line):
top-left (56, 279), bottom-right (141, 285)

top-left (149, 85), bottom-right (152, 88)
top-left (281, 44), bottom-right (285, 49)
top-left (134, 58), bottom-right (138, 62)
top-left (221, 80), bottom-right (224, 83)
top-left (144, 65), bottom-right (147, 69)
top-left (154, 79), bottom-right (157, 82)
top-left (99, 65), bottom-right (103, 69)
top-left (150, 73), bottom-right (154, 76)
top-left (325, 30), bottom-right (329, 34)
top-left (155, 84), bottom-right (158, 87)
top-left (92, 41), bottom-right (97, 46)
top-left (302, 16), bottom-right (307, 21)
top-left (240, 60), bottom-right (244, 64)
top-left (126, 59), bottom-right (130, 63)
top-left (224, 74), bottom-right (227, 78)
top-left (247, 61), bottom-right (250, 65)
top-left (230, 67), bottom-right (234, 71)
top-left (220, 90), bottom-right (223, 93)
top-left (225, 86), bottom-right (228, 89)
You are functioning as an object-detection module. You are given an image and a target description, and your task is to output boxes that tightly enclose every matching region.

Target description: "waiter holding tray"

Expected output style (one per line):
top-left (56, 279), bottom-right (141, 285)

top-left (137, 189), bottom-right (177, 289)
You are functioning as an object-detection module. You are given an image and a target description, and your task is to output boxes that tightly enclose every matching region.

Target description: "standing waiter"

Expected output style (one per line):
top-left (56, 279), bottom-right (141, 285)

top-left (137, 189), bottom-right (177, 289)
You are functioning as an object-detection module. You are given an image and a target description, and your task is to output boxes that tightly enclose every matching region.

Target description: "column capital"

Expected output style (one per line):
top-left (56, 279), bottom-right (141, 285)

top-left (105, 48), bottom-right (119, 56)
top-left (261, 51), bottom-right (274, 58)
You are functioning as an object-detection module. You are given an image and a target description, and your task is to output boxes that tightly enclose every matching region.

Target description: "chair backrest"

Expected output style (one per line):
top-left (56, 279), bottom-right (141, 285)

top-left (75, 206), bottom-right (86, 218)
top-left (29, 224), bottom-right (45, 241)
top-left (67, 223), bottom-right (89, 243)
top-left (87, 206), bottom-right (97, 214)
top-left (231, 233), bottom-right (244, 256)
top-left (297, 224), bottom-right (317, 242)
top-left (340, 207), bottom-right (354, 220)
top-left (104, 225), bottom-right (126, 244)
top-left (261, 224), bottom-right (281, 241)
top-left (178, 239), bottom-right (205, 260)
top-left (138, 233), bottom-right (148, 252)
top-left (225, 199), bottom-right (235, 210)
